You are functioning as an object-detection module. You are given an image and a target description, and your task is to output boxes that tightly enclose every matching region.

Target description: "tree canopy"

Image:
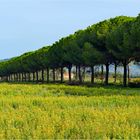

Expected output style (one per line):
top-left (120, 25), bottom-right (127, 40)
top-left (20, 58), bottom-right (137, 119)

top-left (0, 14), bottom-right (139, 86)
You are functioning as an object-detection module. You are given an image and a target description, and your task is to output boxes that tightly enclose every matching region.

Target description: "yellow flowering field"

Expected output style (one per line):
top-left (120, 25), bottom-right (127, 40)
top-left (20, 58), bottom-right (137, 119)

top-left (0, 83), bottom-right (139, 139)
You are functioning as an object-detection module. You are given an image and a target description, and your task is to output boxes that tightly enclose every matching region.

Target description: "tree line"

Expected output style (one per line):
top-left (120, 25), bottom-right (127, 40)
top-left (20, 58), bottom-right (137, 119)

top-left (0, 14), bottom-right (140, 86)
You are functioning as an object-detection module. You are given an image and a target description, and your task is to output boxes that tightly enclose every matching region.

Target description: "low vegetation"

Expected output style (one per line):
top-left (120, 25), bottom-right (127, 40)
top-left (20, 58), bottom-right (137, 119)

top-left (0, 83), bottom-right (139, 139)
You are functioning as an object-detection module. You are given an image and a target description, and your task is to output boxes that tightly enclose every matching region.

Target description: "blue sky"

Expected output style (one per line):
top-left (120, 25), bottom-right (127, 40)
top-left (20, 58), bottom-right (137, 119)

top-left (0, 0), bottom-right (140, 59)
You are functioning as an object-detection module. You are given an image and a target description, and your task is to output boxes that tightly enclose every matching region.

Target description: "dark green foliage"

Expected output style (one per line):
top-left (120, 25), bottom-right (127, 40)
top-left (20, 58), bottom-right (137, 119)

top-left (0, 14), bottom-right (139, 87)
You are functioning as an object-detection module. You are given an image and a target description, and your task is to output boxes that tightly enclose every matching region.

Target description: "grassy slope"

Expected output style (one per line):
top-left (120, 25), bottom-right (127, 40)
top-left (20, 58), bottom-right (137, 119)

top-left (0, 83), bottom-right (139, 139)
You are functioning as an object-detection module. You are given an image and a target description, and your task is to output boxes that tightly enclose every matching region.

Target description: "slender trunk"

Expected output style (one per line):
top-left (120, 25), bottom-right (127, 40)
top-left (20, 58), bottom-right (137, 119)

top-left (11, 74), bottom-right (13, 82)
top-left (28, 73), bottom-right (31, 82)
top-left (7, 76), bottom-right (9, 82)
top-left (36, 71), bottom-right (38, 82)
top-left (128, 65), bottom-right (130, 84)
top-left (42, 69), bottom-right (44, 83)
top-left (16, 73), bottom-right (18, 82)
top-left (17, 73), bottom-right (19, 82)
top-left (47, 68), bottom-right (50, 83)
top-left (105, 63), bottom-right (109, 85)
top-left (11, 74), bottom-right (12, 82)
top-left (10, 75), bottom-right (12, 82)
top-left (6, 76), bottom-right (7, 82)
top-left (25, 73), bottom-right (27, 82)
top-left (22, 73), bottom-right (24, 82)
top-left (8, 75), bottom-right (10, 82)
top-left (27, 73), bottom-right (29, 82)
top-left (53, 68), bottom-right (55, 82)
top-left (13, 74), bottom-right (15, 81)
top-left (83, 67), bottom-right (86, 82)
top-left (15, 74), bottom-right (16, 81)
top-left (15, 74), bottom-right (17, 82)
top-left (91, 66), bottom-right (95, 84)
top-left (114, 63), bottom-right (117, 83)
top-left (33, 72), bottom-right (35, 82)
top-left (60, 67), bottom-right (64, 83)
top-left (123, 60), bottom-right (127, 87)
top-left (78, 66), bottom-right (82, 83)
top-left (19, 73), bottom-right (21, 82)
top-left (68, 66), bottom-right (72, 83)
top-left (76, 66), bottom-right (78, 80)
top-left (9, 75), bottom-right (11, 82)
top-left (14, 74), bottom-right (16, 81)
top-left (101, 65), bottom-right (104, 83)
top-left (14, 74), bottom-right (16, 82)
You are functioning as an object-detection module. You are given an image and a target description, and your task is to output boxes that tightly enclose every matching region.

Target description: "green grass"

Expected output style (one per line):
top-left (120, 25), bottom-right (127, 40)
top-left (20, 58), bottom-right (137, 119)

top-left (0, 83), bottom-right (139, 139)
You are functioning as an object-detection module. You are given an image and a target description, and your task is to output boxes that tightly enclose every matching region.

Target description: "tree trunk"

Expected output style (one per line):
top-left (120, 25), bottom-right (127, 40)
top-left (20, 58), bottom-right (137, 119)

top-left (42, 69), bottom-right (44, 83)
top-left (114, 63), bottom-right (117, 83)
top-left (21, 73), bottom-right (22, 82)
top-left (36, 71), bottom-right (38, 82)
top-left (21, 73), bottom-right (23, 82)
top-left (28, 73), bottom-right (31, 82)
top-left (25, 73), bottom-right (27, 82)
top-left (10, 75), bottom-right (12, 82)
top-left (123, 60), bottom-right (127, 87)
top-left (47, 68), bottom-right (50, 83)
top-left (17, 73), bottom-right (19, 82)
top-left (9, 75), bottom-right (10, 82)
top-left (60, 67), bottom-right (64, 83)
top-left (10, 75), bottom-right (11, 82)
top-left (91, 66), bottom-right (95, 84)
top-left (76, 66), bottom-right (78, 81)
top-left (128, 65), bottom-right (130, 84)
top-left (19, 73), bottom-right (21, 82)
top-left (5, 76), bottom-right (7, 82)
top-left (7, 76), bottom-right (9, 82)
top-left (105, 63), bottom-right (109, 85)
top-left (101, 65), bottom-right (104, 83)
top-left (15, 74), bottom-right (17, 82)
top-left (8, 75), bottom-right (10, 82)
top-left (11, 74), bottom-right (13, 82)
top-left (14, 74), bottom-right (16, 81)
top-left (14, 74), bottom-right (16, 82)
top-left (33, 72), bottom-right (35, 82)
top-left (68, 66), bottom-right (72, 83)
top-left (53, 68), bottom-right (55, 82)
top-left (83, 67), bottom-right (86, 82)
top-left (16, 73), bottom-right (18, 82)
top-left (78, 66), bottom-right (82, 83)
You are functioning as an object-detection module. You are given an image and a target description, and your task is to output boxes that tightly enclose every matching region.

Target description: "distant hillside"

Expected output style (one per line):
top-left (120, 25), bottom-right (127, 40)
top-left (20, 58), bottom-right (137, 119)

top-left (0, 58), bottom-right (10, 62)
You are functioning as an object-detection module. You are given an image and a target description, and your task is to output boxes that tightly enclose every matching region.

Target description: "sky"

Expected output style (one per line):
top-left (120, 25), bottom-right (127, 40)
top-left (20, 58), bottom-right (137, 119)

top-left (0, 0), bottom-right (140, 59)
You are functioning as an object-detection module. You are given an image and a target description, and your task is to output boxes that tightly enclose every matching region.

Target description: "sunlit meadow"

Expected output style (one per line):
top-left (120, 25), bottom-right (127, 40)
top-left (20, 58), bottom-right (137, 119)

top-left (0, 83), bottom-right (139, 139)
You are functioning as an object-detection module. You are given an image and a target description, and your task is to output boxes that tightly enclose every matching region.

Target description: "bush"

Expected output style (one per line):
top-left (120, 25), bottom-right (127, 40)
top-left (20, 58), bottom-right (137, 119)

top-left (129, 79), bottom-right (140, 88)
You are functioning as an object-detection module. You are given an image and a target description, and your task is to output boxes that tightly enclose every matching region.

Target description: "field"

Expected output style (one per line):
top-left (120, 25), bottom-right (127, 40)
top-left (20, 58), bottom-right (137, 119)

top-left (0, 83), bottom-right (139, 139)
